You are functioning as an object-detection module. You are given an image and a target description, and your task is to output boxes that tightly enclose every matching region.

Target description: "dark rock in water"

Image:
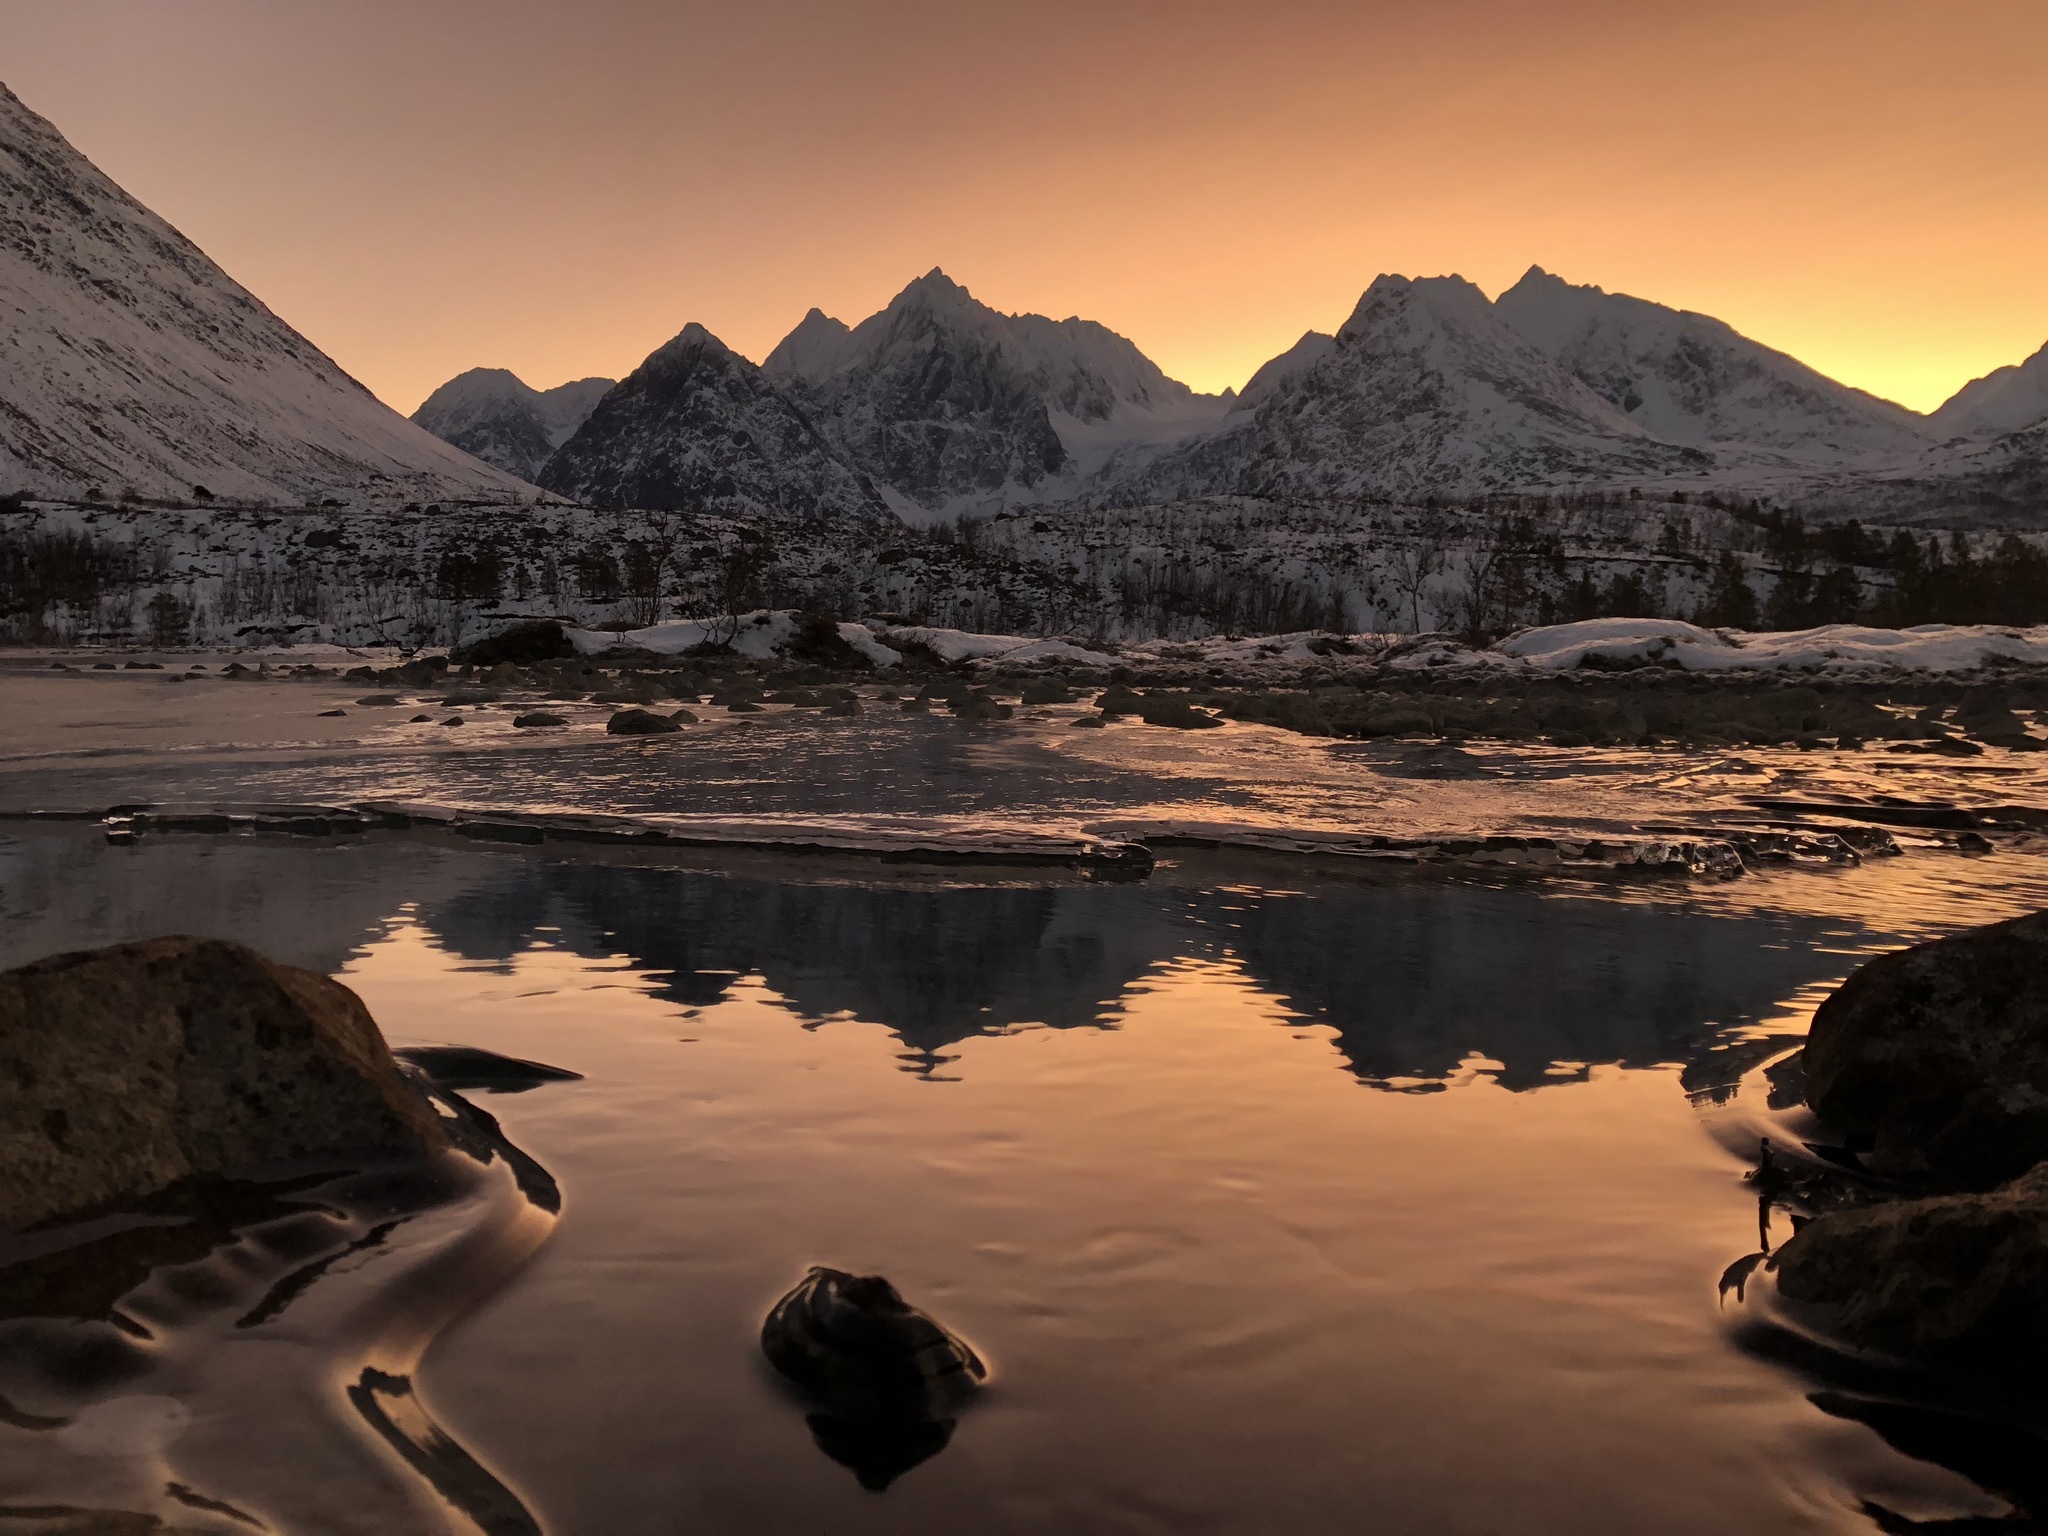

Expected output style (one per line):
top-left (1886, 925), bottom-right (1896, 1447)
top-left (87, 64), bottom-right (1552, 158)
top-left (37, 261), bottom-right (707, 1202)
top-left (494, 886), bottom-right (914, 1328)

top-left (0, 938), bottom-right (444, 1230)
top-left (512, 711), bottom-right (568, 728)
top-left (761, 1265), bottom-right (986, 1489)
top-left (1802, 911), bottom-right (2048, 1189)
top-left (355, 694), bottom-right (400, 706)
top-left (393, 1045), bottom-right (583, 1094)
top-left (317, 708), bottom-right (346, 717)
top-left (409, 713), bottom-right (433, 723)
top-left (1773, 1164), bottom-right (2048, 1369)
top-left (1137, 695), bottom-right (1222, 730)
top-left (449, 620), bottom-right (576, 667)
top-left (668, 707), bottom-right (700, 724)
top-left (606, 707), bottom-right (682, 736)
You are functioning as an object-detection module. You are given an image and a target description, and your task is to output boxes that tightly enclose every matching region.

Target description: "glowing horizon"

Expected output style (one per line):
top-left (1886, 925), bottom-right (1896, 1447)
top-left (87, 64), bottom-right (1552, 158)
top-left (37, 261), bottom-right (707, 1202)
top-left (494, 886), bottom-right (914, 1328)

top-left (5, 0), bottom-right (2043, 417)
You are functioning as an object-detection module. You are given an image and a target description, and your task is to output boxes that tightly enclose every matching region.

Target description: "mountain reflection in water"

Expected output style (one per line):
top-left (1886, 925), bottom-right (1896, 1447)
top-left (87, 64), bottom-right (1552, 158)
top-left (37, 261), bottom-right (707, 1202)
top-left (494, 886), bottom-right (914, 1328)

top-left (7, 824), bottom-right (2048, 1533)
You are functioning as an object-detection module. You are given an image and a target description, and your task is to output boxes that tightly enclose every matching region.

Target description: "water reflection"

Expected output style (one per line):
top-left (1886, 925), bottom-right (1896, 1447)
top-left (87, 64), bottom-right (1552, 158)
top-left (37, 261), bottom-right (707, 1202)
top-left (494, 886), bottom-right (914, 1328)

top-left (12, 825), bottom-right (2048, 1531)
top-left (0, 825), bottom-right (2016, 1092)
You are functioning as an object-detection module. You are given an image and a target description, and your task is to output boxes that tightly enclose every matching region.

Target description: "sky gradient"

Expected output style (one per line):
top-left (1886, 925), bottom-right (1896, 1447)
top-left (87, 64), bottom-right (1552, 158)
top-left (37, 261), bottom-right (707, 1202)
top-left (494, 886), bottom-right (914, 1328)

top-left (4, 0), bottom-right (2044, 416)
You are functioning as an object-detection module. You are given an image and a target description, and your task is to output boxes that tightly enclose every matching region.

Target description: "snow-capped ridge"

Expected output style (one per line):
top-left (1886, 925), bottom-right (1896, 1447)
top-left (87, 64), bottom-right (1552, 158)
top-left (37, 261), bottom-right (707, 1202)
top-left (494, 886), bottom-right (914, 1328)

top-left (411, 367), bottom-right (614, 480)
top-left (0, 80), bottom-right (533, 506)
top-left (1932, 340), bottom-right (2048, 439)
top-left (1493, 266), bottom-right (1932, 464)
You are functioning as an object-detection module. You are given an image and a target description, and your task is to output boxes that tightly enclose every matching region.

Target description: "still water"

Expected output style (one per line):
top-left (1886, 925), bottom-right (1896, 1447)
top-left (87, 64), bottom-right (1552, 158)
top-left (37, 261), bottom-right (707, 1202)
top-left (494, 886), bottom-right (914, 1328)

top-left (5, 822), bottom-right (2047, 1533)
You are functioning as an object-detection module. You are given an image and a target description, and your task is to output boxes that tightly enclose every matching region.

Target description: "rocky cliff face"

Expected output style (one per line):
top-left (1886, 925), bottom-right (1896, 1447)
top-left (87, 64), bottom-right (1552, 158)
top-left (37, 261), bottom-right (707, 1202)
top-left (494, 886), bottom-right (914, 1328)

top-left (412, 368), bottom-right (614, 481)
top-left (538, 323), bottom-right (890, 521)
top-left (766, 271), bottom-right (1074, 518)
top-left (0, 81), bottom-right (531, 506)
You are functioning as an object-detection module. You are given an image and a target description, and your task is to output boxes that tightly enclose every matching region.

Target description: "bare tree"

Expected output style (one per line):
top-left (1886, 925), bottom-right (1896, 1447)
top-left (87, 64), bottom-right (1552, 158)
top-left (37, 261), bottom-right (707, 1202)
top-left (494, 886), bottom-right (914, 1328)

top-left (1386, 514), bottom-right (1449, 633)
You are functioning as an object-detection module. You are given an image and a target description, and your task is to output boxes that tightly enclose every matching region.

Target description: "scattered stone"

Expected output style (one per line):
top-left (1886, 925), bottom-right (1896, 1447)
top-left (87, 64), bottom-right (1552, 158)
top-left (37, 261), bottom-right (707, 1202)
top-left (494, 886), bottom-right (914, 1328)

top-left (1802, 910), bottom-right (2048, 1189)
top-left (409, 714), bottom-right (432, 723)
top-left (761, 1266), bottom-right (986, 1490)
top-left (513, 712), bottom-right (568, 728)
top-left (606, 708), bottom-right (682, 736)
top-left (668, 708), bottom-right (699, 724)
top-left (0, 937), bottom-right (445, 1229)
top-left (355, 694), bottom-right (400, 706)
top-left (317, 708), bottom-right (346, 717)
top-left (442, 717), bottom-right (464, 727)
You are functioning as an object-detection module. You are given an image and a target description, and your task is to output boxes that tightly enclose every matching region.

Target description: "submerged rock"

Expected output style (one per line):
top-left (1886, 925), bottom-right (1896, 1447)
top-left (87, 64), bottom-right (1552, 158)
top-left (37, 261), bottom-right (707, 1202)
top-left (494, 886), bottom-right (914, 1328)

top-left (1773, 1164), bottom-right (2048, 1369)
top-left (512, 711), bottom-right (568, 728)
top-left (606, 707), bottom-right (682, 735)
top-left (761, 1265), bottom-right (986, 1489)
top-left (393, 1045), bottom-right (583, 1094)
top-left (0, 938), bottom-right (445, 1230)
top-left (1802, 911), bottom-right (2048, 1189)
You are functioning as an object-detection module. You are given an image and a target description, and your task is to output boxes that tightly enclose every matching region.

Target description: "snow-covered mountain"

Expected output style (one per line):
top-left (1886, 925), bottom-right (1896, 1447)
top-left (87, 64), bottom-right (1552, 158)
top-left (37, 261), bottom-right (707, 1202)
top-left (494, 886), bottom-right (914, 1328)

top-left (1121, 274), bottom-right (1700, 503)
top-left (1238, 331), bottom-right (1337, 411)
top-left (411, 369), bottom-right (614, 481)
top-left (0, 81), bottom-right (530, 506)
top-left (1931, 341), bottom-right (2048, 439)
top-left (536, 322), bottom-right (889, 521)
top-left (1493, 266), bottom-right (1932, 464)
top-left (764, 269), bottom-right (1228, 517)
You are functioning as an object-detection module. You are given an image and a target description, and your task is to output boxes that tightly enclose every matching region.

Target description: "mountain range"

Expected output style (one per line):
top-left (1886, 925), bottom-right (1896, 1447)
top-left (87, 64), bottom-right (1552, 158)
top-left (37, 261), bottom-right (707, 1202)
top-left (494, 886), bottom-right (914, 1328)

top-left (1, 77), bottom-right (2043, 524)
top-left (420, 267), bottom-right (2048, 522)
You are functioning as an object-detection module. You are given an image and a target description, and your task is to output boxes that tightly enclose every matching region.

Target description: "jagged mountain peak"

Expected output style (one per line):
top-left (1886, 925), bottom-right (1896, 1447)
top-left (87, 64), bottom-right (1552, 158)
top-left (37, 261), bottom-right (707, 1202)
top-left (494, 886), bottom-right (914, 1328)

top-left (412, 367), bottom-right (615, 481)
top-left (763, 307), bottom-right (855, 383)
top-left (1341, 273), bottom-right (1497, 335)
top-left (756, 269), bottom-right (1222, 517)
top-left (0, 79), bottom-right (530, 504)
top-left (536, 319), bottom-right (888, 521)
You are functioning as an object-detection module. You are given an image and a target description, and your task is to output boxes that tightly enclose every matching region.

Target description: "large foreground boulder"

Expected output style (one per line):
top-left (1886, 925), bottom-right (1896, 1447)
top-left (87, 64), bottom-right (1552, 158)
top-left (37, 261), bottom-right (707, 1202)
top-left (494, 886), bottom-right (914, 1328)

top-left (1803, 910), bottom-right (2048, 1189)
top-left (1774, 1165), bottom-right (2048, 1369)
top-left (0, 938), bottom-right (445, 1230)
top-left (450, 619), bottom-right (576, 667)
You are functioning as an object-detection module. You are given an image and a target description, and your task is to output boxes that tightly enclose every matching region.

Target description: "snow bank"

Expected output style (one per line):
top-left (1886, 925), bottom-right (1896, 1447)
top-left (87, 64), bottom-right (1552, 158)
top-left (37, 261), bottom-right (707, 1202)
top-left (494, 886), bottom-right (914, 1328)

top-left (1497, 618), bottom-right (2048, 673)
top-left (874, 625), bottom-right (1119, 668)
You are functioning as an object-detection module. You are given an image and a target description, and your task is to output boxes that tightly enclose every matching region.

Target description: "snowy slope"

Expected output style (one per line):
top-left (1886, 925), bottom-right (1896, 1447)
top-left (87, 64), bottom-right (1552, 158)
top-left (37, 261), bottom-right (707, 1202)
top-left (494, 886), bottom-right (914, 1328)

top-left (412, 368), bottom-right (615, 480)
top-left (764, 270), bottom-right (1226, 517)
top-left (536, 322), bottom-right (890, 521)
top-left (1238, 330), bottom-right (1337, 410)
top-left (1932, 341), bottom-right (2048, 439)
top-left (0, 81), bottom-right (532, 506)
top-left (1121, 274), bottom-right (1699, 502)
top-left (1494, 267), bottom-right (1932, 464)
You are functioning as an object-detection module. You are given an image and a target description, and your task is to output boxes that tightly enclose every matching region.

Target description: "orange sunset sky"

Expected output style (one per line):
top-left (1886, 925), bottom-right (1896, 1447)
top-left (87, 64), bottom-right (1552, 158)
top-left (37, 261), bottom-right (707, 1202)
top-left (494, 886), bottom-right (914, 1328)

top-left (5, 0), bottom-right (2044, 417)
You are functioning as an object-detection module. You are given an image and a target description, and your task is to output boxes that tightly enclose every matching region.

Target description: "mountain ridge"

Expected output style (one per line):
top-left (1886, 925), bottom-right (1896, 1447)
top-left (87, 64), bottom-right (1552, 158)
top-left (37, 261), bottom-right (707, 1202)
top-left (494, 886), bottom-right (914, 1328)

top-left (0, 79), bottom-right (530, 506)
